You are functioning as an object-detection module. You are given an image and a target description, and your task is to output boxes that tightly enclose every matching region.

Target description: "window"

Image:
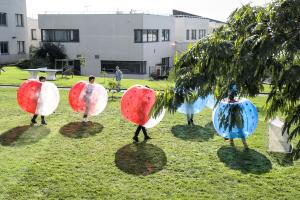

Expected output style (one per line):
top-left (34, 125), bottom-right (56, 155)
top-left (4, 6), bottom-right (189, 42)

top-left (16, 14), bottom-right (24, 27)
top-left (162, 57), bottom-right (170, 68)
top-left (0, 13), bottom-right (7, 26)
top-left (102, 60), bottom-right (146, 74)
top-left (199, 29), bottom-right (207, 39)
top-left (17, 41), bottom-right (25, 53)
top-left (42, 29), bottom-right (80, 42)
top-left (162, 29), bottom-right (170, 41)
top-left (0, 42), bottom-right (9, 54)
top-left (192, 29), bottom-right (197, 40)
top-left (186, 30), bottom-right (190, 40)
top-left (31, 29), bottom-right (37, 40)
top-left (134, 29), bottom-right (159, 43)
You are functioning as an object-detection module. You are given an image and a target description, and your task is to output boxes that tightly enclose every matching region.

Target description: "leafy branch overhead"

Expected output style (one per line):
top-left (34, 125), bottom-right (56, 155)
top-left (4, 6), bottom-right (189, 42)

top-left (152, 0), bottom-right (300, 159)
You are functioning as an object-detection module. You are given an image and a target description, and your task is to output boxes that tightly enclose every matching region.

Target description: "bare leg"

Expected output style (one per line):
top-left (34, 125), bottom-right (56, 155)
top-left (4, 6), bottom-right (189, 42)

top-left (242, 139), bottom-right (249, 150)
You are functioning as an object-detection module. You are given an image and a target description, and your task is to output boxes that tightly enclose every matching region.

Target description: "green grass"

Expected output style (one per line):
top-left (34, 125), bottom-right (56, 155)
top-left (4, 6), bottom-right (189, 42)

top-left (0, 66), bottom-right (172, 90)
top-left (0, 88), bottom-right (299, 199)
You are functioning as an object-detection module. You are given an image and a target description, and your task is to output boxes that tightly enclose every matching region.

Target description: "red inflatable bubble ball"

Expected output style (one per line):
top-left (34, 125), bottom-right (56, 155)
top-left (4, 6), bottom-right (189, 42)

top-left (121, 85), bottom-right (159, 126)
top-left (68, 81), bottom-right (108, 116)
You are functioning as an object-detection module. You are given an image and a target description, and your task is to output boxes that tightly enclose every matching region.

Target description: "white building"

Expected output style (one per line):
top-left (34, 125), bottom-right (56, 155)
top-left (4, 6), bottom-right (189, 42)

top-left (172, 10), bottom-right (224, 53)
top-left (0, 0), bottom-right (28, 65)
top-left (38, 14), bottom-right (175, 79)
top-left (27, 18), bottom-right (41, 49)
top-left (38, 10), bottom-right (222, 79)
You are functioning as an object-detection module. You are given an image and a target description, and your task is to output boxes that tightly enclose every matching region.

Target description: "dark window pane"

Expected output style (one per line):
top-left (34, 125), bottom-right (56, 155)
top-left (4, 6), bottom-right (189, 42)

top-left (186, 30), bottom-right (190, 40)
top-left (102, 60), bottom-right (146, 74)
top-left (134, 30), bottom-right (142, 43)
top-left (0, 42), bottom-right (9, 54)
top-left (42, 29), bottom-right (79, 42)
top-left (0, 13), bottom-right (7, 26)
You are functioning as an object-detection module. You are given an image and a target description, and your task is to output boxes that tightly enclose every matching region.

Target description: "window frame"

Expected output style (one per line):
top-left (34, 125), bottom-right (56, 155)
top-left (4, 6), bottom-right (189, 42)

top-left (162, 29), bottom-right (170, 42)
top-left (186, 30), bottom-right (190, 40)
top-left (16, 14), bottom-right (24, 27)
top-left (31, 29), bottom-right (37, 40)
top-left (17, 41), bottom-right (25, 54)
top-left (41, 29), bottom-right (80, 43)
top-left (192, 29), bottom-right (197, 40)
top-left (0, 12), bottom-right (7, 26)
top-left (134, 29), bottom-right (159, 43)
top-left (199, 29), bottom-right (207, 39)
top-left (0, 41), bottom-right (9, 55)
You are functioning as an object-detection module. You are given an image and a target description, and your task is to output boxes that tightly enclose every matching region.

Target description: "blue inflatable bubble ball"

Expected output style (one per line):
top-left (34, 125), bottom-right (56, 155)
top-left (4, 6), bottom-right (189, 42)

top-left (212, 98), bottom-right (258, 139)
top-left (206, 94), bottom-right (217, 109)
top-left (177, 97), bottom-right (208, 115)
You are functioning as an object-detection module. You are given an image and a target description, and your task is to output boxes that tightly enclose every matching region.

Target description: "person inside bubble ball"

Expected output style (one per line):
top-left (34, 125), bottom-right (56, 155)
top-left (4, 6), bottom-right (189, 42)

top-left (186, 103), bottom-right (194, 125)
top-left (82, 75), bottom-right (95, 123)
top-left (132, 85), bottom-right (152, 143)
top-left (224, 84), bottom-right (249, 150)
top-left (31, 76), bottom-right (47, 125)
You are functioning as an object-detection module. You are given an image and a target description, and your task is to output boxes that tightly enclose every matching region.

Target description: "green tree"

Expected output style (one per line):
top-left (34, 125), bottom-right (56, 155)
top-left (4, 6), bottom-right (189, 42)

top-left (152, 0), bottom-right (300, 159)
top-left (34, 43), bottom-right (67, 68)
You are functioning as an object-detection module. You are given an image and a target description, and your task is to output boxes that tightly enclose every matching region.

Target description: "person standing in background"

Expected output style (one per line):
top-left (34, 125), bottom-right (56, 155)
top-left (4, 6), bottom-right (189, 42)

top-left (115, 66), bottom-right (123, 92)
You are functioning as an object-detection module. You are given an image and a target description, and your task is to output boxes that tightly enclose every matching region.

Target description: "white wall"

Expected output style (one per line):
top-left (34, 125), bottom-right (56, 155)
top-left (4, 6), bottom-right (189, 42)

top-left (39, 14), bottom-right (144, 76)
top-left (0, 0), bottom-right (28, 64)
top-left (142, 15), bottom-right (175, 76)
top-left (27, 18), bottom-right (40, 48)
top-left (39, 14), bottom-right (176, 78)
top-left (174, 16), bottom-right (209, 54)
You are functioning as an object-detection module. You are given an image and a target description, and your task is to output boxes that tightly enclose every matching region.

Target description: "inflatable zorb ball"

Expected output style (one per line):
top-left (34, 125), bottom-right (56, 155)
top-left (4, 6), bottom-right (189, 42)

top-left (17, 79), bottom-right (60, 116)
top-left (212, 98), bottom-right (258, 139)
top-left (205, 94), bottom-right (217, 109)
top-left (69, 81), bottom-right (108, 116)
top-left (177, 97), bottom-right (208, 115)
top-left (121, 85), bottom-right (165, 128)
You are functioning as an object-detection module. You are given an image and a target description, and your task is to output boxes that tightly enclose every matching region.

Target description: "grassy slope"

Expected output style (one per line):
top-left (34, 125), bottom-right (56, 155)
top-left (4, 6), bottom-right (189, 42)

top-left (0, 88), bottom-right (299, 199)
top-left (0, 67), bottom-right (172, 90)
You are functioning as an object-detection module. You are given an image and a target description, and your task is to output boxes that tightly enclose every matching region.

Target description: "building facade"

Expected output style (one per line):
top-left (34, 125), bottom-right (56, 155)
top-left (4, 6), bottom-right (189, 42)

top-left (39, 14), bottom-right (175, 79)
top-left (27, 18), bottom-right (41, 49)
top-left (38, 10), bottom-right (220, 79)
top-left (0, 0), bottom-right (28, 64)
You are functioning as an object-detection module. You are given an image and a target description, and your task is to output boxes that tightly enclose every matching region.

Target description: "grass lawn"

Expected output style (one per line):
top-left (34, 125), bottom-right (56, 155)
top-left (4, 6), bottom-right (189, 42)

top-left (0, 88), bottom-right (299, 199)
top-left (0, 66), bottom-right (172, 90)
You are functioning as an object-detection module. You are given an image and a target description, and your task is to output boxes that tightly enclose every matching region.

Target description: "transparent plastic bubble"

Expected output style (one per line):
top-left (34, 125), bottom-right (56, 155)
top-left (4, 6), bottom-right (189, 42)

top-left (212, 98), bottom-right (258, 139)
top-left (205, 94), bottom-right (217, 110)
top-left (177, 97), bottom-right (208, 115)
top-left (17, 80), bottom-right (59, 116)
top-left (121, 85), bottom-right (164, 128)
top-left (69, 81), bottom-right (108, 116)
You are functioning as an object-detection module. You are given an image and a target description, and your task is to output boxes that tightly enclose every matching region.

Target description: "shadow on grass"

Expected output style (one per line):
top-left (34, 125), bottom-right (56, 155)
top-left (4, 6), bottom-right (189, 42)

top-left (0, 125), bottom-right (50, 146)
top-left (115, 142), bottom-right (167, 176)
top-left (171, 123), bottom-right (215, 142)
top-left (217, 146), bottom-right (272, 174)
top-left (268, 152), bottom-right (294, 166)
top-left (59, 122), bottom-right (103, 139)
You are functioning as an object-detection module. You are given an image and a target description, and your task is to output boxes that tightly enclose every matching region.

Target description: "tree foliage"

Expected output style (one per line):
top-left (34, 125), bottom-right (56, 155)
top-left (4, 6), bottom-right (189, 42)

top-left (33, 43), bottom-right (67, 68)
top-left (151, 0), bottom-right (300, 159)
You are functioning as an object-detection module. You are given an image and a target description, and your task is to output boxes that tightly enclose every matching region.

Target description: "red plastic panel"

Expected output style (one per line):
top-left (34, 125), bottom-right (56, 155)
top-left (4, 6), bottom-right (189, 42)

top-left (17, 80), bottom-right (42, 114)
top-left (68, 81), bottom-right (87, 113)
top-left (121, 85), bottom-right (156, 126)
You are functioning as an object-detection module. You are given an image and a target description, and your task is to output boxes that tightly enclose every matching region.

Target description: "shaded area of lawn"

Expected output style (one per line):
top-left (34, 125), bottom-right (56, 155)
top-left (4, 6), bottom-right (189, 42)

top-left (217, 146), bottom-right (272, 174)
top-left (60, 122), bottom-right (104, 139)
top-left (115, 142), bottom-right (167, 176)
top-left (0, 125), bottom-right (50, 146)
